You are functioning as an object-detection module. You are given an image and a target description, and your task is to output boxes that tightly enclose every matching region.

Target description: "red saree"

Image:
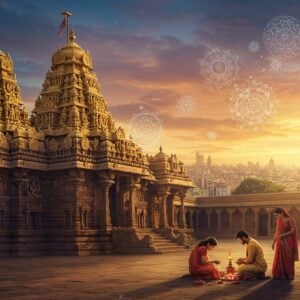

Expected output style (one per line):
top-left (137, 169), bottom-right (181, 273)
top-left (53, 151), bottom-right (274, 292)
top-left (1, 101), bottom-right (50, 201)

top-left (189, 246), bottom-right (221, 280)
top-left (272, 216), bottom-right (299, 279)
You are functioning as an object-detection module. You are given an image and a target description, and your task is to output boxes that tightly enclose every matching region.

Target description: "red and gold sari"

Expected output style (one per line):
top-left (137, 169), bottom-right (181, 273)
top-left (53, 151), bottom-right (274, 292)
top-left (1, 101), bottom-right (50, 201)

top-left (189, 246), bottom-right (221, 280)
top-left (272, 214), bottom-right (299, 279)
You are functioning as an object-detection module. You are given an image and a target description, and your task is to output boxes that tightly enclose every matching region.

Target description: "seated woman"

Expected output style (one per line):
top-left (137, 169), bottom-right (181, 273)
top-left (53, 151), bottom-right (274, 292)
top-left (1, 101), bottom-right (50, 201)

top-left (189, 237), bottom-right (221, 280)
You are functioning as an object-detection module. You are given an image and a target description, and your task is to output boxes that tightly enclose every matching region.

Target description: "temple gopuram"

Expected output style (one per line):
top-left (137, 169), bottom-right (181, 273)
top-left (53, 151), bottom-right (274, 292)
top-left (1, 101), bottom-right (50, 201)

top-left (0, 30), bottom-right (195, 257)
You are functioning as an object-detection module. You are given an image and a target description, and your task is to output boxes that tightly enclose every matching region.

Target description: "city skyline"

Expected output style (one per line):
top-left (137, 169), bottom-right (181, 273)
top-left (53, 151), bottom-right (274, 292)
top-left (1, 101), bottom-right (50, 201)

top-left (1, 0), bottom-right (300, 165)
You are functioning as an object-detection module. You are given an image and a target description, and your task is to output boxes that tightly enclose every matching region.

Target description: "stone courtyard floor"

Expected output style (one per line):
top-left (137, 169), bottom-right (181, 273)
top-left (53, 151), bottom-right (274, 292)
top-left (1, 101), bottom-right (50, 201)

top-left (0, 240), bottom-right (299, 300)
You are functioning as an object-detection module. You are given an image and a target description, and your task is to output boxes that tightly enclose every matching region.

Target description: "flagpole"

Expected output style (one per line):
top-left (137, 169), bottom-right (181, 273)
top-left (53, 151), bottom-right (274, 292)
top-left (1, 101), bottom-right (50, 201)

top-left (62, 10), bottom-right (72, 43)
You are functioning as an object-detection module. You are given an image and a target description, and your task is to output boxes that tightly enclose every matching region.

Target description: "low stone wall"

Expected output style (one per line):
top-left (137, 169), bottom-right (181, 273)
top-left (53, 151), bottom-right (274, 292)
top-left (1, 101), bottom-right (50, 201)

top-left (174, 192), bottom-right (300, 239)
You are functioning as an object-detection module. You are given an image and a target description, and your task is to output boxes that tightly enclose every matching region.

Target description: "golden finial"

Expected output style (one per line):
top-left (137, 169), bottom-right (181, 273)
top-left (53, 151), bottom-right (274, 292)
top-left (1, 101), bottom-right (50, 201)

top-left (69, 29), bottom-right (76, 42)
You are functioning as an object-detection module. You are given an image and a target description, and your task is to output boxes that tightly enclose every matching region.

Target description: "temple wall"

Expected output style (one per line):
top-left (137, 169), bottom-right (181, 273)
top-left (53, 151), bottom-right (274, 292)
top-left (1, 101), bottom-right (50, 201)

top-left (174, 193), bottom-right (300, 238)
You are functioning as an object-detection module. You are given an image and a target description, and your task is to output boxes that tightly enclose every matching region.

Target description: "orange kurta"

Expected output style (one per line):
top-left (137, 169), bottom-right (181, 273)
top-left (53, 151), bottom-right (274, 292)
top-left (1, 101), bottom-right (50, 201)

top-left (189, 246), bottom-right (221, 280)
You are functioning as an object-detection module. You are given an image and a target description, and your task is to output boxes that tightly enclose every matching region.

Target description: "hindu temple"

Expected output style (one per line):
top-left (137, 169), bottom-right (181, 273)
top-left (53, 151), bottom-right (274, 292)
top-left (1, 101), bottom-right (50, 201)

top-left (0, 30), bottom-right (194, 256)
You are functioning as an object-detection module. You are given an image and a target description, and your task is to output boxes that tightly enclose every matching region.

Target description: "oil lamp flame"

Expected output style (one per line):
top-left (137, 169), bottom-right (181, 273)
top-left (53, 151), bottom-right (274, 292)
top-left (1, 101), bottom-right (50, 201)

top-left (228, 251), bottom-right (232, 260)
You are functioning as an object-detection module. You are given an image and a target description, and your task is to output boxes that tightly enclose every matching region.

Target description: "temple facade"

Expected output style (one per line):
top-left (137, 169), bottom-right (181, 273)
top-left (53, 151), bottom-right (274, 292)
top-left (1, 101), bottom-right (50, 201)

top-left (0, 31), bottom-right (194, 257)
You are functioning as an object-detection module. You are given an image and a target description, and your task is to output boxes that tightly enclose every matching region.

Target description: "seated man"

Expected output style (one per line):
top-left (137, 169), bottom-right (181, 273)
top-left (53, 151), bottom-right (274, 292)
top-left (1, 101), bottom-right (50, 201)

top-left (189, 237), bottom-right (221, 280)
top-left (236, 230), bottom-right (268, 280)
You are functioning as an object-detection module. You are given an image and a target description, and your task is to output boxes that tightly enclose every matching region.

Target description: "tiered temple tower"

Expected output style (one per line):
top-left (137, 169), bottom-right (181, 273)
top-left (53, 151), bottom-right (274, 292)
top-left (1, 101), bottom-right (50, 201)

top-left (0, 50), bottom-right (30, 133)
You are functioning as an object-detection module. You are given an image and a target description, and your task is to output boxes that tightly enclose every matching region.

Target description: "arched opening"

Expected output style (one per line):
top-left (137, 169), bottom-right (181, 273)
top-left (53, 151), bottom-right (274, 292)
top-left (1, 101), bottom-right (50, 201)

top-left (220, 209), bottom-right (229, 228)
top-left (270, 211), bottom-right (276, 229)
top-left (198, 210), bottom-right (208, 229)
top-left (210, 210), bottom-right (218, 229)
top-left (192, 211), bottom-right (197, 229)
top-left (232, 209), bottom-right (243, 230)
top-left (245, 208), bottom-right (255, 231)
top-left (258, 208), bottom-right (269, 236)
top-left (176, 208), bottom-right (180, 228)
top-left (289, 207), bottom-right (300, 231)
top-left (186, 210), bottom-right (191, 228)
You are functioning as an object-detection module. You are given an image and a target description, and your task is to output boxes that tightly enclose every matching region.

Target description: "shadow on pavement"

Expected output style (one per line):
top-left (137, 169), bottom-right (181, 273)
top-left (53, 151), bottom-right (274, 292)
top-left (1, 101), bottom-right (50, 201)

top-left (240, 279), bottom-right (294, 300)
top-left (123, 277), bottom-right (193, 298)
top-left (124, 276), bottom-right (295, 300)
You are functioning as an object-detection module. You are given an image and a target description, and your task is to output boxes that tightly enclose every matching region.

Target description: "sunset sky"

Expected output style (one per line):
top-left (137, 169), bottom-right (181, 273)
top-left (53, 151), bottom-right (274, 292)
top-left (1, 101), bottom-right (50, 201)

top-left (1, 0), bottom-right (300, 166)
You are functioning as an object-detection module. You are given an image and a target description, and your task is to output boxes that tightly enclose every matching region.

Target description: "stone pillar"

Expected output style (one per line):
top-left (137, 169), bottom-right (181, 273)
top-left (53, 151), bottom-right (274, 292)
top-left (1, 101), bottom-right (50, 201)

top-left (127, 183), bottom-right (140, 228)
top-left (12, 170), bottom-right (29, 230)
top-left (253, 208), bottom-right (259, 236)
top-left (195, 210), bottom-right (199, 232)
top-left (167, 193), bottom-right (175, 228)
top-left (141, 184), bottom-right (149, 228)
top-left (179, 192), bottom-right (186, 229)
top-left (228, 209), bottom-right (233, 229)
top-left (159, 191), bottom-right (170, 228)
top-left (99, 179), bottom-right (114, 232)
top-left (173, 206), bottom-right (178, 228)
top-left (267, 207), bottom-right (272, 238)
top-left (69, 170), bottom-right (86, 230)
top-left (241, 208), bottom-right (246, 229)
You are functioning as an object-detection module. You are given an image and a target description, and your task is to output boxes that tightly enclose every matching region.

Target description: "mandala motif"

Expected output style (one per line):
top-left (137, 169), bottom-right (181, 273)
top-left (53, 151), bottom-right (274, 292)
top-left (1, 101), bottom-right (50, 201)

top-left (229, 77), bottom-right (278, 130)
top-left (199, 48), bottom-right (240, 88)
top-left (269, 58), bottom-right (282, 72)
top-left (128, 108), bottom-right (162, 149)
top-left (176, 95), bottom-right (197, 117)
top-left (263, 16), bottom-right (300, 59)
top-left (207, 131), bottom-right (217, 140)
top-left (248, 41), bottom-right (260, 53)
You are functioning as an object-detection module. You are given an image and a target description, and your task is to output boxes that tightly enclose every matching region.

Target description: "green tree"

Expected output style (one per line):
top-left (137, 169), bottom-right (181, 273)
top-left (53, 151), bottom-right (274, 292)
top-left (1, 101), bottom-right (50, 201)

top-left (233, 178), bottom-right (286, 195)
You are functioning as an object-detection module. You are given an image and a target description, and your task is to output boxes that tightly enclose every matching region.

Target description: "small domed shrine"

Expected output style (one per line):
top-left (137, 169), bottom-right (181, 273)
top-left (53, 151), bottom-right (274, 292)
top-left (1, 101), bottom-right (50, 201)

top-left (0, 28), bottom-right (193, 256)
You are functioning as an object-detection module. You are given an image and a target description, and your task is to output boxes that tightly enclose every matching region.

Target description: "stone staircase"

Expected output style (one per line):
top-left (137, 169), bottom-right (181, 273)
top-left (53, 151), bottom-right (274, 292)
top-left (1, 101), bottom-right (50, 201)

top-left (137, 229), bottom-right (190, 254)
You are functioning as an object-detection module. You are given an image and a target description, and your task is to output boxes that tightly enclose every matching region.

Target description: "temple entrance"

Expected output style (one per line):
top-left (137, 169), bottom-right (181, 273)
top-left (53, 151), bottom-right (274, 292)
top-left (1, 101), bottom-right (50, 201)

top-left (109, 184), bottom-right (118, 227)
top-left (186, 210), bottom-right (191, 228)
top-left (153, 202), bottom-right (160, 229)
top-left (258, 208), bottom-right (268, 236)
top-left (176, 209), bottom-right (180, 227)
top-left (137, 209), bottom-right (146, 228)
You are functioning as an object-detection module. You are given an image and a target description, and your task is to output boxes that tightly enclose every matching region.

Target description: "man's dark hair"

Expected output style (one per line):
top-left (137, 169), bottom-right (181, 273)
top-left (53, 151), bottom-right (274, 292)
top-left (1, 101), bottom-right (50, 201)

top-left (236, 230), bottom-right (249, 239)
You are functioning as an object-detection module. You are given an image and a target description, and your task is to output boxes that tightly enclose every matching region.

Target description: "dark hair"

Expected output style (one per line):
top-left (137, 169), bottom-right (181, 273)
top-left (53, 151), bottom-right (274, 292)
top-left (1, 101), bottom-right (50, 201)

top-left (198, 237), bottom-right (218, 247)
top-left (273, 207), bottom-right (289, 217)
top-left (236, 230), bottom-right (249, 239)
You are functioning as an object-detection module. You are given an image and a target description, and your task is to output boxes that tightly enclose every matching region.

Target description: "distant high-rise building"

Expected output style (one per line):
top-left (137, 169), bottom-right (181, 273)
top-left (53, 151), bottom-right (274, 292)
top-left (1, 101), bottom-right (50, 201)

top-left (269, 158), bottom-right (275, 169)
top-left (196, 152), bottom-right (205, 165)
top-left (207, 155), bottom-right (212, 168)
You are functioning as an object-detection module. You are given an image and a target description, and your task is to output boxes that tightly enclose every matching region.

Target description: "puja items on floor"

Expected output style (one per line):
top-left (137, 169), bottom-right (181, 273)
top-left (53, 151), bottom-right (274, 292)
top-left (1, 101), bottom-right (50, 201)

top-left (221, 252), bottom-right (239, 281)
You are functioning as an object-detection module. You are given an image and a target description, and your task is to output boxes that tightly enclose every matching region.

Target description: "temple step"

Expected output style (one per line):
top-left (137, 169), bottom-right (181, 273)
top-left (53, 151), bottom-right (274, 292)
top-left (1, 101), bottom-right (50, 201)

top-left (135, 229), bottom-right (191, 253)
top-left (149, 232), bottom-right (190, 253)
top-left (159, 248), bottom-right (189, 253)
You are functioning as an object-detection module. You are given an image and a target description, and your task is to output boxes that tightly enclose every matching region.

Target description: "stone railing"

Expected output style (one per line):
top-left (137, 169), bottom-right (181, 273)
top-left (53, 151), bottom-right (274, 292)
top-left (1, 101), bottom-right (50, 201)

top-left (112, 227), bottom-right (158, 254)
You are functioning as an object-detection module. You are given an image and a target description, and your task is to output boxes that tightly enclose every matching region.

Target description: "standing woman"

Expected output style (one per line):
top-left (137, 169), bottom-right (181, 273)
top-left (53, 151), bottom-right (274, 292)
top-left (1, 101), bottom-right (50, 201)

top-left (189, 237), bottom-right (221, 280)
top-left (272, 207), bottom-right (299, 280)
